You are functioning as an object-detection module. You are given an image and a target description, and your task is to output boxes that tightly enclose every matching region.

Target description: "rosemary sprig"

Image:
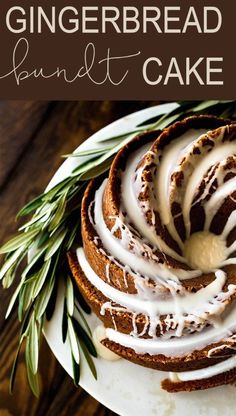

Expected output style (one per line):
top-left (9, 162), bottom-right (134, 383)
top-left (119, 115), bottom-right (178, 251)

top-left (0, 100), bottom-right (235, 395)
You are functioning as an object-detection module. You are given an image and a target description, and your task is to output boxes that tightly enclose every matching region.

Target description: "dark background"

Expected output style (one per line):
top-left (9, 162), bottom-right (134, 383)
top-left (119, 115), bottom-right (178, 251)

top-left (0, 100), bottom-right (161, 416)
top-left (0, 0), bottom-right (234, 99)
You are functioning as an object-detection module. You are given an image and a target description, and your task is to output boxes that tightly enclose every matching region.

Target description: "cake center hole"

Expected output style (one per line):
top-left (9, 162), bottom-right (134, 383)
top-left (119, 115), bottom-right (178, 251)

top-left (184, 231), bottom-right (226, 273)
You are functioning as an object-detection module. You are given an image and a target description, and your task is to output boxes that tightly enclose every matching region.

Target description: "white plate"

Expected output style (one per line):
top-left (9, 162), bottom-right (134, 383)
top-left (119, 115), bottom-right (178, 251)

top-left (44, 103), bottom-right (236, 416)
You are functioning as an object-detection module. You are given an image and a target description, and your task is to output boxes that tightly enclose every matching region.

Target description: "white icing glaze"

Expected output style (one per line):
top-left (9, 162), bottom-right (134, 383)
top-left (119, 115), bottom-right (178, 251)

top-left (208, 343), bottom-right (236, 358)
top-left (105, 317), bottom-right (236, 357)
top-left (78, 248), bottom-right (231, 316)
top-left (184, 231), bottom-right (226, 272)
top-left (204, 177), bottom-right (236, 231)
top-left (183, 140), bottom-right (236, 237)
top-left (155, 129), bottom-right (207, 244)
top-left (94, 180), bottom-right (198, 282)
top-left (169, 354), bottom-right (236, 382)
top-left (77, 248), bottom-right (236, 353)
top-left (122, 142), bottom-right (186, 261)
top-left (80, 122), bottom-right (236, 378)
top-left (92, 325), bottom-right (120, 361)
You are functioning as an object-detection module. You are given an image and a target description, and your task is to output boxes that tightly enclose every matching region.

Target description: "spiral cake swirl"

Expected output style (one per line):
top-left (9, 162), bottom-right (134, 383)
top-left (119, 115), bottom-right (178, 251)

top-left (69, 115), bottom-right (236, 392)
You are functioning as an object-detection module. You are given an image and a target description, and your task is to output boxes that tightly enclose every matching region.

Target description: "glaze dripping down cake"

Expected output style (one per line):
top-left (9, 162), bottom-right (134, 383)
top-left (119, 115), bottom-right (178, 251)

top-left (68, 115), bottom-right (236, 392)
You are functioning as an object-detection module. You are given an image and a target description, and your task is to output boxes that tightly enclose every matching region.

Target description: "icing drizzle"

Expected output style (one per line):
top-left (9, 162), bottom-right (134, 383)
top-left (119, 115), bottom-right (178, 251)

top-left (78, 121), bottom-right (236, 382)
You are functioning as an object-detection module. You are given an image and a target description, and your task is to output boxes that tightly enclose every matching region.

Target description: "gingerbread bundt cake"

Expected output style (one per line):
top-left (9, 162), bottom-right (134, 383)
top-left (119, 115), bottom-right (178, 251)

top-left (68, 115), bottom-right (236, 392)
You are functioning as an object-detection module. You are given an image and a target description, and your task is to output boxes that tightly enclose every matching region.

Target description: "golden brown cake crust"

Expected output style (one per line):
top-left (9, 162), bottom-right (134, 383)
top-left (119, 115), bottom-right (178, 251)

top-left (68, 252), bottom-right (236, 373)
top-left (161, 368), bottom-right (236, 392)
top-left (69, 115), bottom-right (236, 392)
top-left (81, 116), bottom-right (236, 297)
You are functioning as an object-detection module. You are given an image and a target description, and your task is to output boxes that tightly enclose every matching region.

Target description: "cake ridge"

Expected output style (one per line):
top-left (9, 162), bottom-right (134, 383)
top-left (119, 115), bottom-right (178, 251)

top-left (69, 115), bottom-right (236, 392)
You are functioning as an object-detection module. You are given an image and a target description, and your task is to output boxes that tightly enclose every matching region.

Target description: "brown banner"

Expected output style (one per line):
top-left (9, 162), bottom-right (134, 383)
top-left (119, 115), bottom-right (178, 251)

top-left (0, 0), bottom-right (234, 99)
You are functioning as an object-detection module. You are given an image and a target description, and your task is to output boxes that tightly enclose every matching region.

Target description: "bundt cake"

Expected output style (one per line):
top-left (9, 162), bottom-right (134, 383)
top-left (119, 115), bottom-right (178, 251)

top-left (68, 115), bottom-right (236, 392)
